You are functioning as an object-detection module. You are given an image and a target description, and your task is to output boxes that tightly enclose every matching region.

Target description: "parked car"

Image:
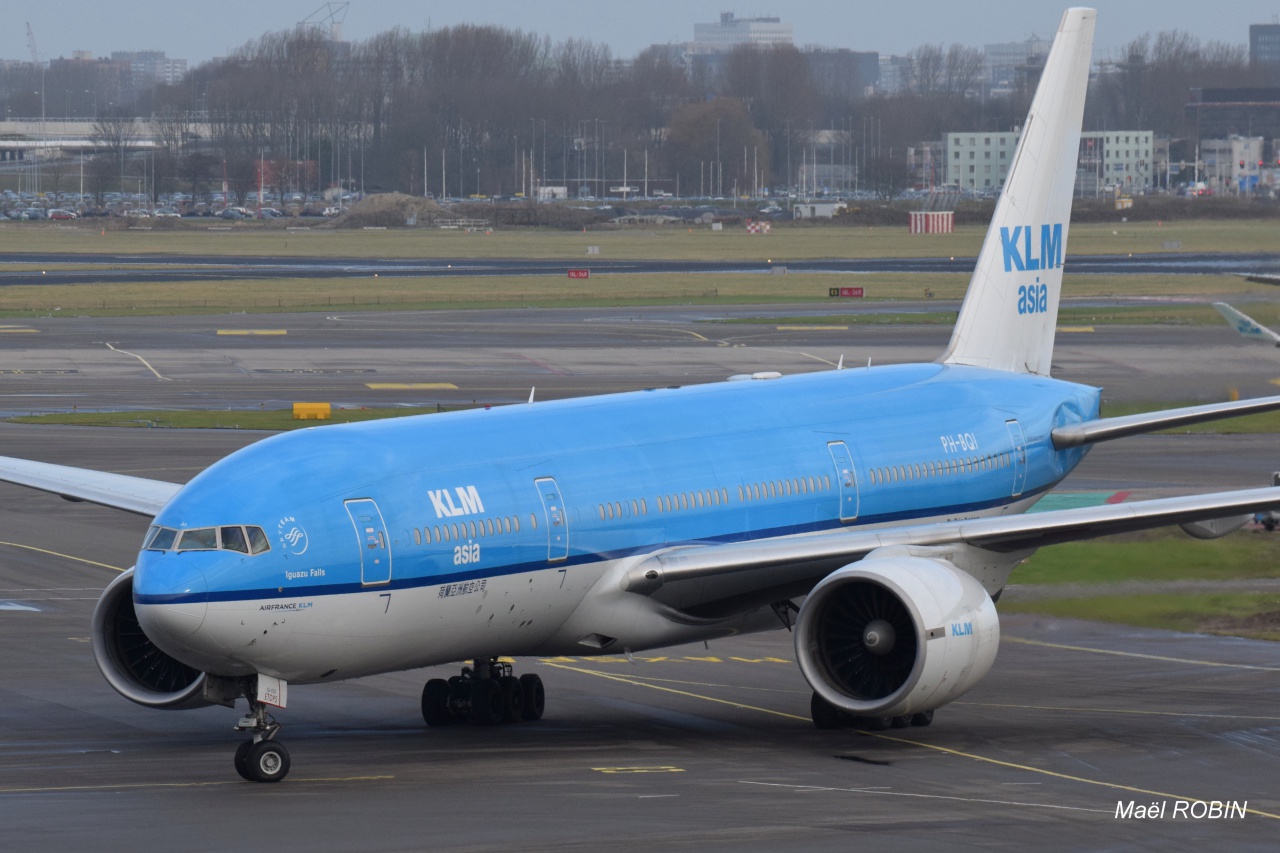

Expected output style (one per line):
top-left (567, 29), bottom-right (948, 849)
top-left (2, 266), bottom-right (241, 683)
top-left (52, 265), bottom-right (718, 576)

top-left (48, 209), bottom-right (77, 220)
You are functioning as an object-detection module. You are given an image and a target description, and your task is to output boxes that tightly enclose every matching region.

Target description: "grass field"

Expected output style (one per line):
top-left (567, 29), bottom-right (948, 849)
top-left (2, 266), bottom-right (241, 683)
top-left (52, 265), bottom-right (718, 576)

top-left (4, 218), bottom-right (1279, 261)
top-left (999, 592), bottom-right (1280, 642)
top-left (1011, 528), bottom-right (1280, 585)
top-left (0, 271), bottom-right (1270, 318)
top-left (7, 407), bottom-right (442, 430)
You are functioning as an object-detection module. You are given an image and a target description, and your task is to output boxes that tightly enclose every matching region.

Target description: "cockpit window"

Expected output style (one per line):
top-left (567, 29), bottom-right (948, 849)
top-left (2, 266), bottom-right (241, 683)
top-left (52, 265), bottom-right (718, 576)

top-left (143, 524), bottom-right (270, 555)
top-left (147, 527), bottom-right (178, 551)
top-left (177, 527), bottom-right (218, 551)
top-left (247, 526), bottom-right (270, 555)
top-left (221, 526), bottom-right (249, 554)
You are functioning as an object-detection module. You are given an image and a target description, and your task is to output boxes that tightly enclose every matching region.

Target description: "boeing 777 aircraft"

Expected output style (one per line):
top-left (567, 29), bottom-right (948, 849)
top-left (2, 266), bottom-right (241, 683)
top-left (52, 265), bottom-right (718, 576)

top-left (5, 8), bottom-right (1280, 784)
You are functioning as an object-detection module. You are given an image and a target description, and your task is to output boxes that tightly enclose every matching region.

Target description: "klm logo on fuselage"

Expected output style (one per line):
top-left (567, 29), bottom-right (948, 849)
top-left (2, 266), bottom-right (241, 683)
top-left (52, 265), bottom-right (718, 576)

top-left (428, 486), bottom-right (485, 518)
top-left (1000, 224), bottom-right (1063, 272)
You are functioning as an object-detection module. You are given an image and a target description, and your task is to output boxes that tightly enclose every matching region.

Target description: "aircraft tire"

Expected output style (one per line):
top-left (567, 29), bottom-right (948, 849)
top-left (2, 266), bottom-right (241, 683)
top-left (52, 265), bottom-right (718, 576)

top-left (910, 710), bottom-right (934, 727)
top-left (519, 674), bottom-right (545, 721)
top-left (498, 675), bottom-right (524, 723)
top-left (810, 692), bottom-right (844, 730)
top-left (470, 679), bottom-right (503, 725)
top-left (857, 716), bottom-right (894, 731)
top-left (421, 679), bottom-right (451, 726)
top-left (234, 740), bottom-right (254, 780)
top-left (246, 740), bottom-right (290, 783)
top-left (447, 676), bottom-right (470, 722)
top-left (891, 715), bottom-right (911, 729)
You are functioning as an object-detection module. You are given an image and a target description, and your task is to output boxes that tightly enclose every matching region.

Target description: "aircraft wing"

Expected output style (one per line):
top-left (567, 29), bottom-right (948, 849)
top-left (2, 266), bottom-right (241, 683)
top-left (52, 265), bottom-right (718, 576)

top-left (1240, 273), bottom-right (1280, 287)
top-left (1051, 394), bottom-right (1280, 448)
top-left (1212, 302), bottom-right (1280, 346)
top-left (623, 486), bottom-right (1280, 599)
top-left (0, 455), bottom-right (180, 517)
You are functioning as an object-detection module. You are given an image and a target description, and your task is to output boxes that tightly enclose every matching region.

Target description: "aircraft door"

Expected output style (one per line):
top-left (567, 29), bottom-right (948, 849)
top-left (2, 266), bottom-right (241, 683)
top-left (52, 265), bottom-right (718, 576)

top-left (534, 477), bottom-right (569, 562)
top-left (345, 498), bottom-right (392, 585)
top-left (827, 441), bottom-right (860, 522)
top-left (1005, 420), bottom-right (1027, 497)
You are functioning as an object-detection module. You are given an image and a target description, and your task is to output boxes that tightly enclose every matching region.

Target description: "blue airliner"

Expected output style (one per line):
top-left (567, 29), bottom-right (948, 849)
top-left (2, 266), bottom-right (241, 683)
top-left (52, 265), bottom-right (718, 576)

top-left (4, 8), bottom-right (1280, 783)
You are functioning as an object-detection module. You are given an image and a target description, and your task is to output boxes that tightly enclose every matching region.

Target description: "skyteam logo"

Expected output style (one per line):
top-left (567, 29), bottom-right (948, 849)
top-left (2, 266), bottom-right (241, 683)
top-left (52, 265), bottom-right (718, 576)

top-left (1000, 224), bottom-right (1064, 273)
top-left (276, 515), bottom-right (309, 555)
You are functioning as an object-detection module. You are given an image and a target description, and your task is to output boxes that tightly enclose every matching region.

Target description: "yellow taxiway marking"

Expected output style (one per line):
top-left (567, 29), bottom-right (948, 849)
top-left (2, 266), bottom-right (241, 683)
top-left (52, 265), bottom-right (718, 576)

top-left (0, 540), bottom-right (124, 572)
top-left (539, 655), bottom-right (789, 664)
top-left (0, 328), bottom-right (39, 333)
top-left (216, 329), bottom-right (287, 336)
top-left (593, 766), bottom-right (685, 774)
top-left (1056, 326), bottom-right (1095, 333)
top-left (775, 325), bottom-right (848, 331)
top-left (365, 382), bottom-right (458, 390)
top-left (0, 775), bottom-right (394, 794)
top-left (1005, 636), bottom-right (1280, 672)
top-left (543, 660), bottom-right (1280, 821)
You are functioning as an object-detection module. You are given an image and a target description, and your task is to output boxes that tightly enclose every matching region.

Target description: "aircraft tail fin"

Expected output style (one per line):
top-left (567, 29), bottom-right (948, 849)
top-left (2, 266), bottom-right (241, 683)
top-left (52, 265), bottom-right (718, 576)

top-left (940, 8), bottom-right (1095, 376)
top-left (1213, 302), bottom-right (1280, 346)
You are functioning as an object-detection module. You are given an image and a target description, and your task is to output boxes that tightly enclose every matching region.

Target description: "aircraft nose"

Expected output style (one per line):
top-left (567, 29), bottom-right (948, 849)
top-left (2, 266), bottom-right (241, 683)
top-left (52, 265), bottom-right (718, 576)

top-left (133, 559), bottom-right (208, 641)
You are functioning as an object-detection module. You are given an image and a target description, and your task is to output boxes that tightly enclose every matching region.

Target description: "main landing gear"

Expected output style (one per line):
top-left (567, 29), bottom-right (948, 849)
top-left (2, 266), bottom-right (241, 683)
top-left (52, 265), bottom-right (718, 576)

top-left (421, 658), bottom-right (545, 727)
top-left (233, 698), bottom-right (291, 783)
top-left (809, 692), bottom-right (934, 732)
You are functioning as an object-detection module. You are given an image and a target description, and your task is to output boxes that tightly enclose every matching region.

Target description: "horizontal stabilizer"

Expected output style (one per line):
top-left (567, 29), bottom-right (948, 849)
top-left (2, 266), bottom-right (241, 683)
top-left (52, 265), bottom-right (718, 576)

top-left (1213, 302), bottom-right (1280, 346)
top-left (1051, 395), bottom-right (1280, 449)
top-left (0, 455), bottom-right (179, 517)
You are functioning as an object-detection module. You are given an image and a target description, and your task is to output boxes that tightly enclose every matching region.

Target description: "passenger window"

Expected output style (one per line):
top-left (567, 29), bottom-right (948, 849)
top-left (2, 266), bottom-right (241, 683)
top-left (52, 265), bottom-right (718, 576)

top-left (615, 501), bottom-right (623, 518)
top-left (530, 513), bottom-right (537, 530)
top-left (434, 526), bottom-right (442, 542)
top-left (738, 485), bottom-right (745, 501)
top-left (696, 492), bottom-right (704, 508)
top-left (177, 527), bottom-right (217, 551)
top-left (598, 505), bottom-right (606, 521)
top-left (220, 526), bottom-right (249, 553)
top-left (148, 527), bottom-right (177, 551)
top-left (413, 528), bottom-right (422, 546)
top-left (468, 521), bottom-right (477, 538)
top-left (807, 477), bottom-right (816, 492)
top-left (631, 500), bottom-right (638, 515)
top-left (513, 516), bottom-right (520, 533)
top-left (640, 498), bottom-right (648, 515)
top-left (503, 517), bottom-right (512, 534)
top-left (486, 518), bottom-right (494, 535)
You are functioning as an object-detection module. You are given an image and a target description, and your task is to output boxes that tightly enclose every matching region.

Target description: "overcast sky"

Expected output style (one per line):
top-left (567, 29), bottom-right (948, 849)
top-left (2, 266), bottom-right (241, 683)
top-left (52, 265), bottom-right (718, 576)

top-left (9, 1), bottom-right (1280, 65)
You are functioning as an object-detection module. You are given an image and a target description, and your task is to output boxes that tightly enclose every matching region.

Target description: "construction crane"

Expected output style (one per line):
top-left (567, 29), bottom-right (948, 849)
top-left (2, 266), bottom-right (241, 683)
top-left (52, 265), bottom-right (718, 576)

top-left (26, 22), bottom-right (40, 66)
top-left (298, 3), bottom-right (349, 41)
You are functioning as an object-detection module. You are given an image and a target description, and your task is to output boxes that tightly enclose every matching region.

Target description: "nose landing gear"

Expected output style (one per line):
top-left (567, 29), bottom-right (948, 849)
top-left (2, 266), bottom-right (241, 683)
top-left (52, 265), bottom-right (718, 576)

top-left (421, 658), bottom-right (545, 727)
top-left (234, 698), bottom-right (290, 783)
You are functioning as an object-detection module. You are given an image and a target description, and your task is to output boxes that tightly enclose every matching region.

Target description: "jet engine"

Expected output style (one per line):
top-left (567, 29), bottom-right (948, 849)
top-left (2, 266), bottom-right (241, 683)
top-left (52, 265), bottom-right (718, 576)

top-left (794, 556), bottom-right (999, 720)
top-left (91, 569), bottom-right (212, 709)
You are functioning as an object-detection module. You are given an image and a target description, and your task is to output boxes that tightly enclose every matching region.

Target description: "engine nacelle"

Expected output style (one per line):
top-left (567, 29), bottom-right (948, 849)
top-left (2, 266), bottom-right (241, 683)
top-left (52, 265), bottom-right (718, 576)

top-left (795, 556), bottom-right (999, 719)
top-left (91, 568), bottom-right (212, 709)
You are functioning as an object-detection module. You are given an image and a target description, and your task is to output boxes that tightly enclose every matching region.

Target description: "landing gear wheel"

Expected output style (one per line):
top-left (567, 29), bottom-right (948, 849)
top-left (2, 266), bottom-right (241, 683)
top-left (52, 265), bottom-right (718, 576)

top-left (810, 692), bottom-right (844, 730)
top-left (498, 675), bottom-right (524, 723)
top-left (856, 716), bottom-right (894, 731)
top-left (910, 710), bottom-right (934, 727)
top-left (891, 715), bottom-right (911, 729)
top-left (447, 676), bottom-right (470, 723)
top-left (469, 679), bottom-right (503, 726)
top-left (234, 740), bottom-right (254, 780)
top-left (421, 678), bottom-right (451, 727)
top-left (245, 740), bottom-right (291, 783)
top-left (519, 673), bottom-right (545, 721)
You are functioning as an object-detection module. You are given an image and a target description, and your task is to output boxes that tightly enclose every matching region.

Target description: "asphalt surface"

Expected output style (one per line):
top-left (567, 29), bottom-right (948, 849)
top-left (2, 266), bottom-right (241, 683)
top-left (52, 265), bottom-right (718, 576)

top-left (1, 307), bottom-right (1279, 850)
top-left (4, 251), bottom-right (1280, 286)
top-left (3, 302), bottom-right (1280, 415)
